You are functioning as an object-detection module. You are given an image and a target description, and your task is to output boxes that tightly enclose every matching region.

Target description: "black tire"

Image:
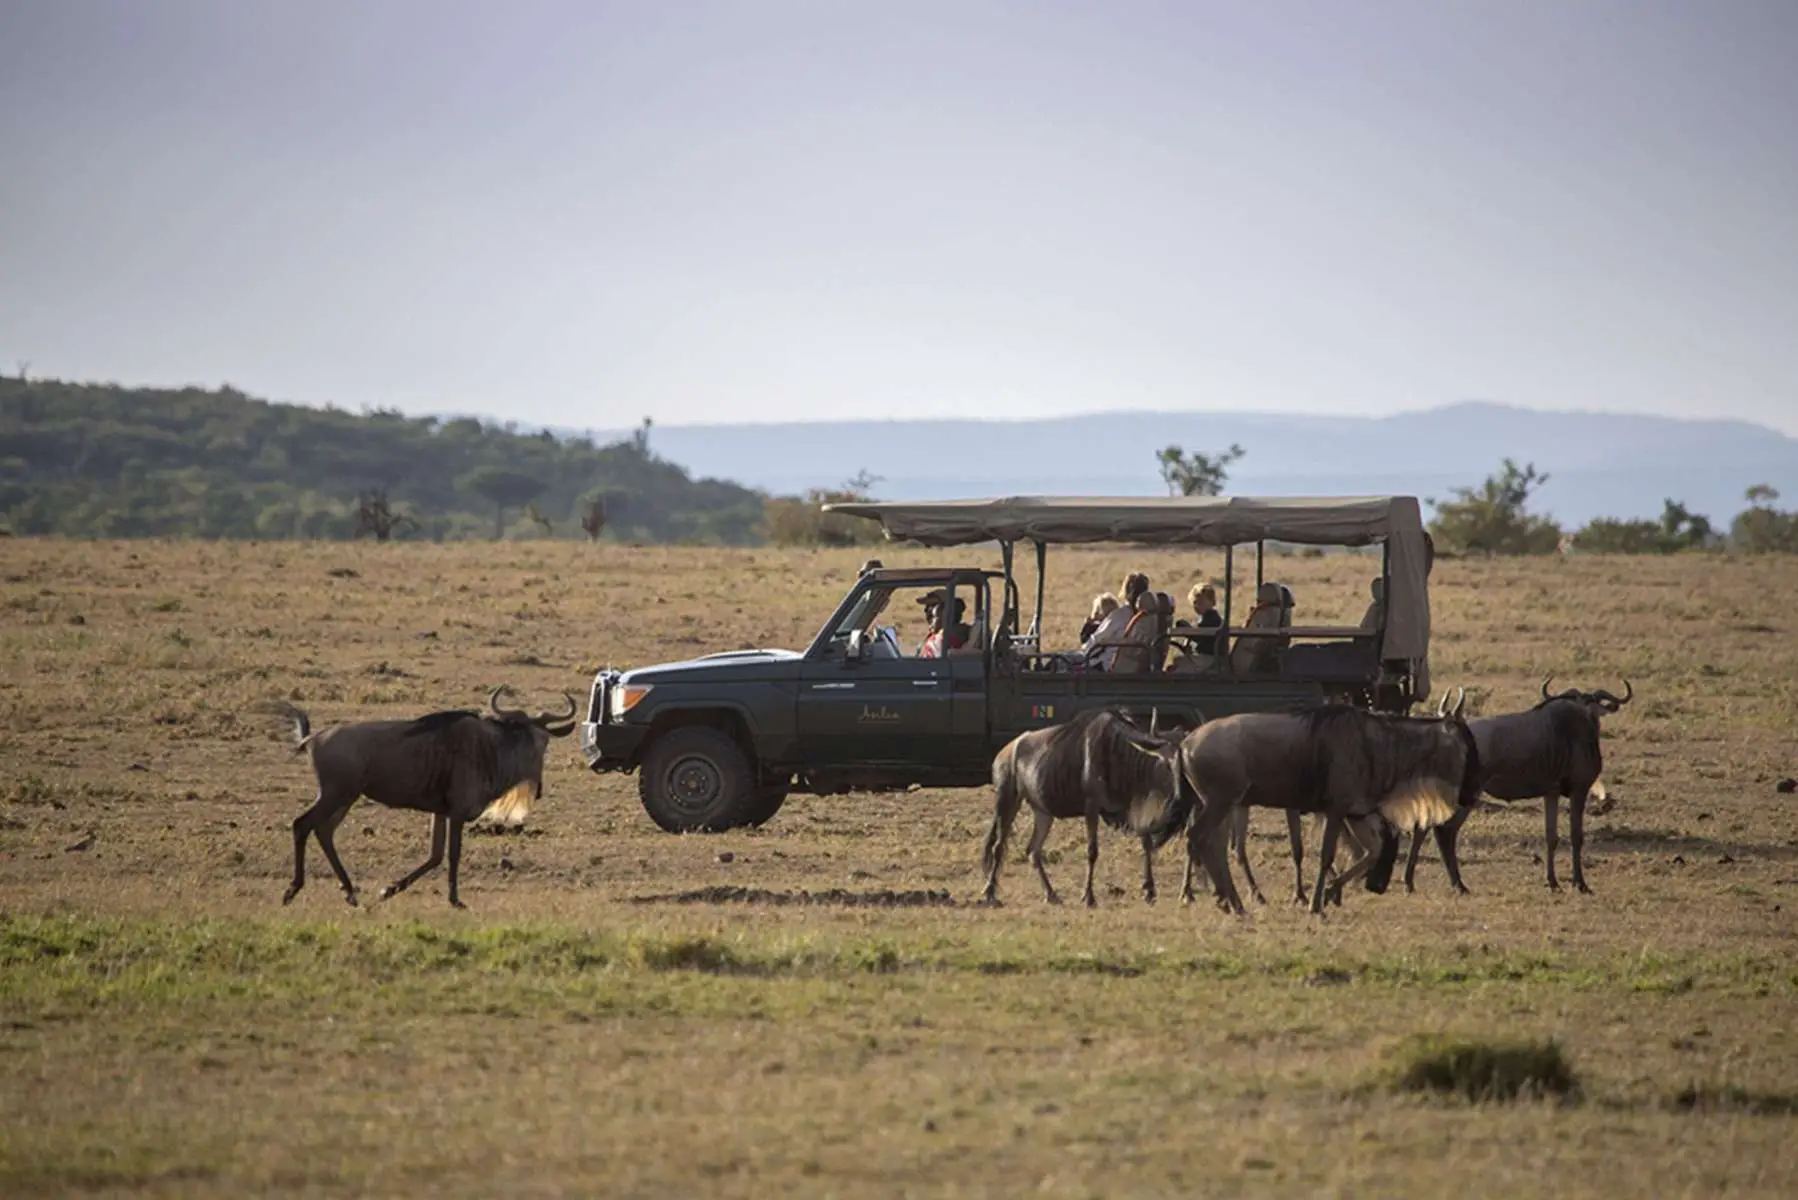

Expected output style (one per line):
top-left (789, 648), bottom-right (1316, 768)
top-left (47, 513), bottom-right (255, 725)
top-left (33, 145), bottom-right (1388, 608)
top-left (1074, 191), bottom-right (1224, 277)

top-left (734, 785), bottom-right (789, 829)
top-left (638, 727), bottom-right (757, 833)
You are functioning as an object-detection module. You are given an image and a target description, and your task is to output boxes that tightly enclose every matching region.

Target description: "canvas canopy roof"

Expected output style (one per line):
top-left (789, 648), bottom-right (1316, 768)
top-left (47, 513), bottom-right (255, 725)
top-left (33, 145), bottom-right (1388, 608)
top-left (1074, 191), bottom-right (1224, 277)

top-left (825, 494), bottom-right (1432, 692)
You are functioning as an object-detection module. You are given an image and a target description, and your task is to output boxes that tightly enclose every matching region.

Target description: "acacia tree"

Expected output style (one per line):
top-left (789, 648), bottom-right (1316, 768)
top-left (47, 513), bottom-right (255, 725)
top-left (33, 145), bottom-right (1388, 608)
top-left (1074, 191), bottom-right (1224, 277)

top-left (1731, 484), bottom-right (1798, 553)
top-left (353, 488), bottom-right (417, 542)
top-left (459, 468), bottom-right (545, 539)
top-left (1428, 459), bottom-right (1563, 556)
top-left (1156, 444), bottom-right (1244, 497)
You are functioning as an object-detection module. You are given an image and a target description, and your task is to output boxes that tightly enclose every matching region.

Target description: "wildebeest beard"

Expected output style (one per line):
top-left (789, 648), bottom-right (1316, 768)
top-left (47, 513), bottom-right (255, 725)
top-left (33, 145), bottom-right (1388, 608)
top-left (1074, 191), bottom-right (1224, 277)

top-left (1086, 719), bottom-right (1190, 850)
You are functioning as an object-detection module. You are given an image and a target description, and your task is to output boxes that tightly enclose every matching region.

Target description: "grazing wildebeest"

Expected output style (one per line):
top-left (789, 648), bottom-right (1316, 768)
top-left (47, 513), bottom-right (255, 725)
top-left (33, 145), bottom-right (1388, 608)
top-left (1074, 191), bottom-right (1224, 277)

top-left (1178, 691), bottom-right (1483, 915)
top-left (275, 687), bottom-right (577, 908)
top-left (1404, 677), bottom-right (1630, 895)
top-left (980, 709), bottom-right (1191, 907)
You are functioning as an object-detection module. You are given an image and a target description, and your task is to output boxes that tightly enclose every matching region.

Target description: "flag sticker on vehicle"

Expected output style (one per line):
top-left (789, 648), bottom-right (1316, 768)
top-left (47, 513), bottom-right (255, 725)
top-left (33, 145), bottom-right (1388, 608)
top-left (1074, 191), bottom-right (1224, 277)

top-left (1031, 704), bottom-right (1055, 720)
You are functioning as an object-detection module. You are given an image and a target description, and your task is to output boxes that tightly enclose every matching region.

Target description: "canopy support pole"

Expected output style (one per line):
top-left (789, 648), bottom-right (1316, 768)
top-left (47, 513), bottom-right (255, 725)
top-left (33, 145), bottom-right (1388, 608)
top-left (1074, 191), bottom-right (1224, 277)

top-left (1222, 543), bottom-right (1235, 662)
top-left (1031, 540), bottom-right (1046, 639)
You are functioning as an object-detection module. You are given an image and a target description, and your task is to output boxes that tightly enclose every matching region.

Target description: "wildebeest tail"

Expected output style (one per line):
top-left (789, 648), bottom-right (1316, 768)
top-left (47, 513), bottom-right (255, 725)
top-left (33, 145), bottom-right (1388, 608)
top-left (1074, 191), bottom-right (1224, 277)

top-left (268, 700), bottom-right (312, 752)
top-left (981, 743), bottom-right (1021, 878)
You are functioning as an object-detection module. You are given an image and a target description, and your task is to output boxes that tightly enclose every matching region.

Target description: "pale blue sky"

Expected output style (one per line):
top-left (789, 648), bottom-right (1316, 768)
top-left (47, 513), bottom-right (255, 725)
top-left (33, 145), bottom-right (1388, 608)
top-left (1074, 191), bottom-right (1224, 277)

top-left (3, 1), bottom-right (1794, 432)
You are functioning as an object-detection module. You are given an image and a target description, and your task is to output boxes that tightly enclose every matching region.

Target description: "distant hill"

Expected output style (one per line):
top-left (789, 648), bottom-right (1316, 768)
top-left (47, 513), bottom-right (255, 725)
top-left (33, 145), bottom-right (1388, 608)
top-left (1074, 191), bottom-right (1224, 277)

top-left (568, 403), bottom-right (1798, 528)
top-left (0, 379), bottom-right (764, 542)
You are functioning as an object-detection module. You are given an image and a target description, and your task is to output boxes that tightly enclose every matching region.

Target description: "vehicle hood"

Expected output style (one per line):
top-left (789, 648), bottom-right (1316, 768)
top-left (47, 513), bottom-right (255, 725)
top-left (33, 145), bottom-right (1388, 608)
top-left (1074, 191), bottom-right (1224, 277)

top-left (620, 648), bottom-right (806, 684)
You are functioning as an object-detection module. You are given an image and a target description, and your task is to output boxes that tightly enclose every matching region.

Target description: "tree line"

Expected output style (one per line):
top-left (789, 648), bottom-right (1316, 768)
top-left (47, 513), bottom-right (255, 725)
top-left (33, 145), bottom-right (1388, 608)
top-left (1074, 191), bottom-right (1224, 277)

top-left (1154, 442), bottom-right (1797, 554)
top-left (0, 380), bottom-right (766, 543)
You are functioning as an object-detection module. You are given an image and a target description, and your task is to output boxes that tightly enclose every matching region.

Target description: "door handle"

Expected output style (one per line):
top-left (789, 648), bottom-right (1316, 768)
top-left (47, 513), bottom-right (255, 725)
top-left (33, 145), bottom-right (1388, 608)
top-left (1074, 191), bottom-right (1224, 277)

top-left (811, 683), bottom-right (855, 691)
top-left (912, 680), bottom-right (939, 687)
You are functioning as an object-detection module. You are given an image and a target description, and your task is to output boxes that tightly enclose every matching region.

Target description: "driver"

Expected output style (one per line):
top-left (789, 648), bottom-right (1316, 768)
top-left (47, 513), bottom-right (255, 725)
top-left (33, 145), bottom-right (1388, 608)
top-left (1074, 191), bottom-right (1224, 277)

top-left (918, 591), bottom-right (970, 658)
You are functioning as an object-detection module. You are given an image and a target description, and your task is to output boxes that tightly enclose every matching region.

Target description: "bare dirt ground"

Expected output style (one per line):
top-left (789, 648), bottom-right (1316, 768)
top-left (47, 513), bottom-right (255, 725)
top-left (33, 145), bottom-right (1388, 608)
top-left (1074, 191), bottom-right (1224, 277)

top-left (3, 540), bottom-right (1798, 1197)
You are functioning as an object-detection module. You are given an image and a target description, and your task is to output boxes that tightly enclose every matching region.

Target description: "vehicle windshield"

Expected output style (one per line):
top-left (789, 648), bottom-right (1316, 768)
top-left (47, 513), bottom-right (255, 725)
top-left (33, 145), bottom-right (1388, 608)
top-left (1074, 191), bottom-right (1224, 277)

top-left (823, 580), bottom-right (976, 658)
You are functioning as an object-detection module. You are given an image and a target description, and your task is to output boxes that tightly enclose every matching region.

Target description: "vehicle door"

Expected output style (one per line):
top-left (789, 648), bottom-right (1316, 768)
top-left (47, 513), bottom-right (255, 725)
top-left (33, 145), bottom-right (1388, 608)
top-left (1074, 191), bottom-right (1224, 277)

top-left (944, 577), bottom-right (993, 773)
top-left (796, 579), bottom-right (955, 765)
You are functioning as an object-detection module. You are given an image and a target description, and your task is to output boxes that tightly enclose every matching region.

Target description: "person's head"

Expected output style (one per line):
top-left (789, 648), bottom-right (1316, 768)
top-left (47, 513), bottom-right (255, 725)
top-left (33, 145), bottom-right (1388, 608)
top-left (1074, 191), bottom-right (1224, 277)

top-left (859, 558), bottom-right (883, 577)
top-left (1090, 592), bottom-right (1119, 622)
top-left (1256, 581), bottom-right (1283, 607)
top-left (1189, 583), bottom-right (1216, 614)
top-left (1121, 572), bottom-right (1150, 607)
top-left (1133, 589), bottom-right (1158, 615)
top-left (1369, 577), bottom-right (1385, 602)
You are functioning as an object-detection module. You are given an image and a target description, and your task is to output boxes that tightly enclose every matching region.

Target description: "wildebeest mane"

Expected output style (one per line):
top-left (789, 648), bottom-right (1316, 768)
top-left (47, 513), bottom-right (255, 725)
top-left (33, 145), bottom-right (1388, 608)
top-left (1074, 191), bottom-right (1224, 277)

top-left (1298, 704), bottom-right (1468, 808)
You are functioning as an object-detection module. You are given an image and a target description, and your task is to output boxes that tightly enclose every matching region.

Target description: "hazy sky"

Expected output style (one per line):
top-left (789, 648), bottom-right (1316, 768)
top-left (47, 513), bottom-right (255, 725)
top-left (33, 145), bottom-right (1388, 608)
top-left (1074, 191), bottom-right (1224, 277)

top-left (3, 1), bottom-right (1794, 433)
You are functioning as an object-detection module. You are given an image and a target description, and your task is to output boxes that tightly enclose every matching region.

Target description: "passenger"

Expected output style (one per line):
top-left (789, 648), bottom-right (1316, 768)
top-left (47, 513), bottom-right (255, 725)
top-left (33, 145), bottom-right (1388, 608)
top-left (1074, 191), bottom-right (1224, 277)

top-left (859, 558), bottom-right (884, 577)
top-left (1120, 572), bottom-right (1151, 610)
top-left (1360, 577), bottom-right (1386, 631)
top-left (1176, 583), bottom-right (1223, 655)
top-left (919, 594), bottom-right (970, 658)
top-left (1082, 591), bottom-right (1134, 666)
top-left (1110, 590), bottom-right (1162, 673)
top-left (1080, 592), bottom-right (1119, 643)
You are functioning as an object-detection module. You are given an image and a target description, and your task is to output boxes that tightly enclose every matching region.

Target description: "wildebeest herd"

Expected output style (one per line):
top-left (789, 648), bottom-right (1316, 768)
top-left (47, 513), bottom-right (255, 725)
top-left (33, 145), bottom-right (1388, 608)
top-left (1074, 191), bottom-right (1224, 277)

top-left (269, 678), bottom-right (1628, 914)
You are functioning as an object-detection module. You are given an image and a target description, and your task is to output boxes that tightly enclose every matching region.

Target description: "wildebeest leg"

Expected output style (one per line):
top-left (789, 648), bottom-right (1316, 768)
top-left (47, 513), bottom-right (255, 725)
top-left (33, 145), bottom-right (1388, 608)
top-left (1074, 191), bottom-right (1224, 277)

top-left (1310, 814), bottom-right (1345, 915)
top-left (282, 792), bottom-right (326, 904)
top-left (1403, 828), bottom-right (1427, 893)
top-left (1543, 793), bottom-right (1562, 891)
top-left (1139, 834), bottom-right (1157, 905)
top-left (380, 814), bottom-right (447, 901)
top-left (1324, 818), bottom-right (1384, 905)
top-left (445, 817), bottom-right (468, 909)
top-left (1232, 807), bottom-right (1266, 905)
top-left (313, 803), bottom-right (359, 907)
top-left (1287, 810), bottom-right (1306, 904)
top-left (1435, 809), bottom-right (1472, 895)
top-left (1024, 809), bottom-right (1061, 905)
top-left (1081, 811), bottom-right (1101, 908)
top-left (979, 758), bottom-right (1023, 904)
top-left (1569, 786), bottom-right (1592, 895)
top-left (1186, 798), bottom-right (1245, 915)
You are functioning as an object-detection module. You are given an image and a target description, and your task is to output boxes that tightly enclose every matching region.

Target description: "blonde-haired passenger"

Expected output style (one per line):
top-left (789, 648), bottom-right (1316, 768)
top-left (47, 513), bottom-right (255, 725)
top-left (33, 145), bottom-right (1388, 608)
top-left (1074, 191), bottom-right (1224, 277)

top-left (1080, 592), bottom-right (1119, 644)
top-left (1177, 583), bottom-right (1223, 657)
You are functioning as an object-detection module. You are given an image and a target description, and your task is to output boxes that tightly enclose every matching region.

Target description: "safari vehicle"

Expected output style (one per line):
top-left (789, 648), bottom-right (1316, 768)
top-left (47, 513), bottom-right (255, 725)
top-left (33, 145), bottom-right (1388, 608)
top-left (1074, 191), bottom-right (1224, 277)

top-left (579, 495), bottom-right (1435, 832)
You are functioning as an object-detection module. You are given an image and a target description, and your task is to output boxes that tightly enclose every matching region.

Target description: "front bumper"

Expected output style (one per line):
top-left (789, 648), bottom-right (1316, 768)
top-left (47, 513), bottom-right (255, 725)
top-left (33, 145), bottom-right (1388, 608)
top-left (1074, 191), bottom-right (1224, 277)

top-left (580, 720), bottom-right (648, 772)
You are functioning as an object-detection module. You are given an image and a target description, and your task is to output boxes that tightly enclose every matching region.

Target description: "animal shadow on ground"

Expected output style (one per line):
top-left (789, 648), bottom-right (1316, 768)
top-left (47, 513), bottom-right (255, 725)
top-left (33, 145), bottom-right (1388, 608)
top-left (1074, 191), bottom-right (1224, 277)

top-left (629, 885), bottom-right (958, 908)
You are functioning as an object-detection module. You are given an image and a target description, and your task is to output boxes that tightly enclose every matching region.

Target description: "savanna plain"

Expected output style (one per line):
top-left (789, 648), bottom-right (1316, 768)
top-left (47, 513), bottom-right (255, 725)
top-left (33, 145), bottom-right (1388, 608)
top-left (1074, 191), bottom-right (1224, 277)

top-left (3, 539), bottom-right (1798, 1198)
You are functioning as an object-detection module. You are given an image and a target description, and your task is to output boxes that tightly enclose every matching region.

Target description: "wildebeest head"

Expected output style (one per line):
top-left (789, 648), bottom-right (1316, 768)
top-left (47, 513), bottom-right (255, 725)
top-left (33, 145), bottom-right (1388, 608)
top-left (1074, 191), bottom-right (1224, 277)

top-left (1540, 675), bottom-right (1633, 715)
top-left (1364, 688), bottom-right (1481, 894)
top-left (474, 687), bottom-right (577, 823)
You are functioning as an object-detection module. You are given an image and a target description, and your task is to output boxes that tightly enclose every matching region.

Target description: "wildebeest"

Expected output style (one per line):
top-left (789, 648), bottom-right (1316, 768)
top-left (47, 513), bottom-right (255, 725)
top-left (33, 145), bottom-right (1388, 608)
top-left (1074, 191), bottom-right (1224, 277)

top-left (274, 687), bottom-right (577, 908)
top-left (980, 709), bottom-right (1191, 907)
top-left (1178, 691), bottom-right (1483, 915)
top-left (1404, 677), bottom-right (1630, 895)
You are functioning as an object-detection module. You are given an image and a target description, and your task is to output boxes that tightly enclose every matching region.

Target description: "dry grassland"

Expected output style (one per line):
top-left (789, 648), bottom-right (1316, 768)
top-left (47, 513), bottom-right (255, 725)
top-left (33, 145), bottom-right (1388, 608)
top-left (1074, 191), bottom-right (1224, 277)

top-left (3, 539), bottom-right (1798, 1197)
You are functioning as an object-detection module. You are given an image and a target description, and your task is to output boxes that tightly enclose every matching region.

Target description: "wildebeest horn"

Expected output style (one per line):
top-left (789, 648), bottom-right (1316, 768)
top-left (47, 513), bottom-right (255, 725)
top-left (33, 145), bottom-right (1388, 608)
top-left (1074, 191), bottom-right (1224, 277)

top-left (1541, 675), bottom-right (1554, 702)
top-left (488, 686), bottom-right (528, 721)
top-left (534, 692), bottom-right (578, 725)
top-left (1451, 687), bottom-right (1467, 721)
top-left (1617, 678), bottom-right (1632, 706)
top-left (1148, 707), bottom-right (1159, 736)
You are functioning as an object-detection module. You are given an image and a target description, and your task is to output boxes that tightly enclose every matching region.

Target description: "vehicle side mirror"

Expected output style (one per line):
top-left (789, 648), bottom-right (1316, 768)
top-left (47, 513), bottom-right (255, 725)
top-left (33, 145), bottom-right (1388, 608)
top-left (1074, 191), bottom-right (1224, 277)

top-left (845, 629), bottom-right (870, 663)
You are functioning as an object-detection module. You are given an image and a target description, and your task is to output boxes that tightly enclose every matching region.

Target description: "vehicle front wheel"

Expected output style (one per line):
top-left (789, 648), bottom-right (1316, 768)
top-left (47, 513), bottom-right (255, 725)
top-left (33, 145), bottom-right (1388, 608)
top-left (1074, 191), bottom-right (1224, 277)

top-left (638, 727), bottom-right (757, 833)
top-left (733, 784), bottom-right (789, 829)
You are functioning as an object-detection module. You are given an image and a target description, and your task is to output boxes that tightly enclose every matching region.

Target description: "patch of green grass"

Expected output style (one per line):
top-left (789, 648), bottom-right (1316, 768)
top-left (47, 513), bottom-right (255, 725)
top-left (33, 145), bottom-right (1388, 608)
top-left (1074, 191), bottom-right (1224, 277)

top-left (1383, 1034), bottom-right (1580, 1103)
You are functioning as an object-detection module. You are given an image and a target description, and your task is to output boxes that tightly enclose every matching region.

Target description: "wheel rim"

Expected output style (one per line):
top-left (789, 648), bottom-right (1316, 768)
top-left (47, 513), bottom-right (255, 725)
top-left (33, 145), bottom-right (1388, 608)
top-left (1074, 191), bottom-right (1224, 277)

top-left (665, 753), bottom-right (724, 816)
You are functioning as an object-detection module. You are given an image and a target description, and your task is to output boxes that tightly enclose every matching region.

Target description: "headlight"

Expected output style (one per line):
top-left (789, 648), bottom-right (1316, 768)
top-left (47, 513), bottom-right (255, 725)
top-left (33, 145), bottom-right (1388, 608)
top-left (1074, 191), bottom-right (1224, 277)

top-left (610, 683), bottom-right (653, 719)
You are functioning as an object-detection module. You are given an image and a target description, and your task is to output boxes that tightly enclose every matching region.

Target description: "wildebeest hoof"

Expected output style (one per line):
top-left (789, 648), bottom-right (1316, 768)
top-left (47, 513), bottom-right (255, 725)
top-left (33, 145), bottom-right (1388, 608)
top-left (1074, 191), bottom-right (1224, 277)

top-left (343, 891), bottom-right (359, 907)
top-left (1454, 884), bottom-right (1471, 896)
top-left (378, 886), bottom-right (397, 901)
top-left (449, 899), bottom-right (468, 910)
top-left (1082, 895), bottom-right (1097, 909)
top-left (281, 886), bottom-right (300, 905)
top-left (1576, 881), bottom-right (1593, 895)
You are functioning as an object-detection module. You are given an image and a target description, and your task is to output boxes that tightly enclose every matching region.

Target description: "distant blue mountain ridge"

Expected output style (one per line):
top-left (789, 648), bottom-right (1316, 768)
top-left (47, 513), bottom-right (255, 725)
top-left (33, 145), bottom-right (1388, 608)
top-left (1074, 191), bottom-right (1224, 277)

top-left (526, 402), bottom-right (1798, 529)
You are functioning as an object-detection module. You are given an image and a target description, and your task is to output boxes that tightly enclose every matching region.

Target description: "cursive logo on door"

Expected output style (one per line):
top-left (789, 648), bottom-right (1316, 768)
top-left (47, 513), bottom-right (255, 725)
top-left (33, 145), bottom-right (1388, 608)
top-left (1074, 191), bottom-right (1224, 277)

top-left (858, 704), bottom-right (901, 723)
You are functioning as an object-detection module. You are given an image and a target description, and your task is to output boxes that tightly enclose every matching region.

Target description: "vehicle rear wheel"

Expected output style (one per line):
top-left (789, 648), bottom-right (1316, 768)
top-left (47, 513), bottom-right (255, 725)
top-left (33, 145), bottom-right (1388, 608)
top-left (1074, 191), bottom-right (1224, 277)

top-left (638, 727), bottom-right (756, 833)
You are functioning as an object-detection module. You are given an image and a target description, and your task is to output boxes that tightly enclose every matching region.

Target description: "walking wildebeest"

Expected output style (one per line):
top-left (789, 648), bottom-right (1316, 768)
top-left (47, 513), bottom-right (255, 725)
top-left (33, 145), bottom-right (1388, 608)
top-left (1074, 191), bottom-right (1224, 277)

top-left (274, 687), bottom-right (577, 908)
top-left (980, 709), bottom-right (1191, 907)
top-left (1403, 676), bottom-right (1630, 895)
top-left (1178, 691), bottom-right (1483, 915)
